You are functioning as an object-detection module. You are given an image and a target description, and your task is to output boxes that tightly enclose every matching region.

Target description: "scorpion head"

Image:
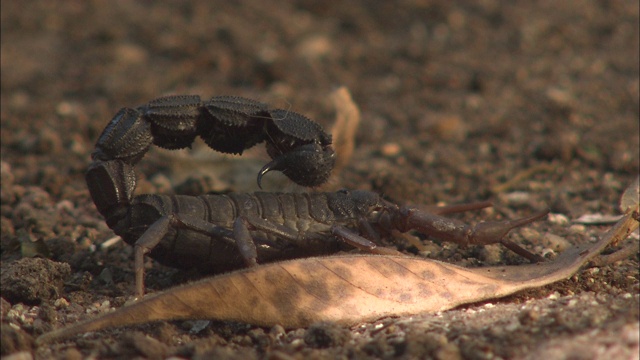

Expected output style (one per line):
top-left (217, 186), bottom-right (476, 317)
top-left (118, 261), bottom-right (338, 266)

top-left (345, 190), bottom-right (386, 214)
top-left (346, 191), bottom-right (400, 228)
top-left (324, 189), bottom-right (386, 221)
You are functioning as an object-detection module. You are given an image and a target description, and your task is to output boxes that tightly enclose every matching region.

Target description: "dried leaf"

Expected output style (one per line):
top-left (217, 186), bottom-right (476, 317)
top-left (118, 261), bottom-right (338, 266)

top-left (573, 214), bottom-right (623, 225)
top-left (329, 86), bottom-right (360, 173)
top-left (620, 176), bottom-right (639, 214)
top-left (37, 211), bottom-right (638, 345)
top-left (590, 180), bottom-right (639, 265)
top-left (576, 177), bottom-right (640, 224)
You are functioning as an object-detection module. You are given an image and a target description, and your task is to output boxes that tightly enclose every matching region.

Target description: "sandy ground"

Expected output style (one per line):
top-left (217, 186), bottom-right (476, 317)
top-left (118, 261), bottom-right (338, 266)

top-left (1, 1), bottom-right (638, 359)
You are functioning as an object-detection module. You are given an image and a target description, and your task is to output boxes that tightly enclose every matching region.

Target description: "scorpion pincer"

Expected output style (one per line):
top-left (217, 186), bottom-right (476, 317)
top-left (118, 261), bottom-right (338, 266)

top-left (86, 95), bottom-right (548, 298)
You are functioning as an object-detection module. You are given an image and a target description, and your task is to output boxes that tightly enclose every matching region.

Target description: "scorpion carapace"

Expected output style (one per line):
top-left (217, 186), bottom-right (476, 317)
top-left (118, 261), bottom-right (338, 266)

top-left (87, 94), bottom-right (549, 298)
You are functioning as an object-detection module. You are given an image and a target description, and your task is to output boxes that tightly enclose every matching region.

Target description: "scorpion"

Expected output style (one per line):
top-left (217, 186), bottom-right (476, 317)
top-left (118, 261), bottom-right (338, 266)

top-left (86, 94), bottom-right (549, 298)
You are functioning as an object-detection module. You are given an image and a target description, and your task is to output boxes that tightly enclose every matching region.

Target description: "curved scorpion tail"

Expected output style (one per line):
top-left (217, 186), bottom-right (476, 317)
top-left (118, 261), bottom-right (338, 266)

top-left (88, 95), bottom-right (335, 189)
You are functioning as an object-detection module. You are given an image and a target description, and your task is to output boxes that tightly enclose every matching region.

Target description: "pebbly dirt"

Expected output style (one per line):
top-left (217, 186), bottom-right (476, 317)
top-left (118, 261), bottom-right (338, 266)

top-left (1, 1), bottom-right (638, 359)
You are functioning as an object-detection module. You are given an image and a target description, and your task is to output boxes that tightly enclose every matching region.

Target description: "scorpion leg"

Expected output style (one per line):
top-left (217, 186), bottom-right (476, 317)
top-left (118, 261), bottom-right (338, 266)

top-left (235, 215), bottom-right (398, 255)
top-left (357, 218), bottom-right (381, 243)
top-left (134, 214), bottom-right (236, 298)
top-left (232, 218), bottom-right (259, 267)
top-left (236, 215), bottom-right (303, 246)
top-left (397, 207), bottom-right (550, 262)
top-left (231, 214), bottom-right (376, 268)
top-left (331, 225), bottom-right (403, 255)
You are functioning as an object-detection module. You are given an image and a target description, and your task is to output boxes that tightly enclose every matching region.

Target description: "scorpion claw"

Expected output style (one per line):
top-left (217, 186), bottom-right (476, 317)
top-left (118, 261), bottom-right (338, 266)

top-left (470, 209), bottom-right (550, 246)
top-left (397, 206), bottom-right (549, 261)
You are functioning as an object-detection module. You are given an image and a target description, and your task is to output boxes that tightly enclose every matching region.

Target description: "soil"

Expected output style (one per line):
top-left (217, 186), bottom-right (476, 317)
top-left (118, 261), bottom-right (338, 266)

top-left (1, 1), bottom-right (638, 359)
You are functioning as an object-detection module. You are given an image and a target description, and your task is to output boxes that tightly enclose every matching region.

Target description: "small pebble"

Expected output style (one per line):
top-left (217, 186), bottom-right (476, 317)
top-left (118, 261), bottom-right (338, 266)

top-left (547, 213), bottom-right (569, 225)
top-left (542, 233), bottom-right (571, 252)
top-left (270, 324), bottom-right (286, 340)
top-left (569, 224), bottom-right (586, 234)
top-left (188, 320), bottom-right (211, 334)
top-left (54, 298), bottom-right (69, 308)
top-left (296, 35), bottom-right (333, 60)
top-left (381, 143), bottom-right (401, 157)
top-left (502, 191), bottom-right (532, 206)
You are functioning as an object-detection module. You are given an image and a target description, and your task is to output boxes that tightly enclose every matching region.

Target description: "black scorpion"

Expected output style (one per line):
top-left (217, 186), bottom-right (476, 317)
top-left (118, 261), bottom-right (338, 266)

top-left (87, 95), bottom-right (548, 297)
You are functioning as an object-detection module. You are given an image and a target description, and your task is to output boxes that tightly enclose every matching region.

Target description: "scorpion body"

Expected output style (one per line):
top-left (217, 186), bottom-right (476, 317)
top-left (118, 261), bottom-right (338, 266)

top-left (114, 190), bottom-right (387, 274)
top-left (87, 95), bottom-right (548, 297)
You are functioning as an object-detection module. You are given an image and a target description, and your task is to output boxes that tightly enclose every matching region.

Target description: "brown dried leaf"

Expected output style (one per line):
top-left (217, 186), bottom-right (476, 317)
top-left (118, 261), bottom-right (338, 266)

top-left (620, 176), bottom-right (639, 214)
top-left (37, 211), bottom-right (638, 345)
top-left (573, 213), bottom-right (623, 225)
top-left (329, 86), bottom-right (360, 173)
